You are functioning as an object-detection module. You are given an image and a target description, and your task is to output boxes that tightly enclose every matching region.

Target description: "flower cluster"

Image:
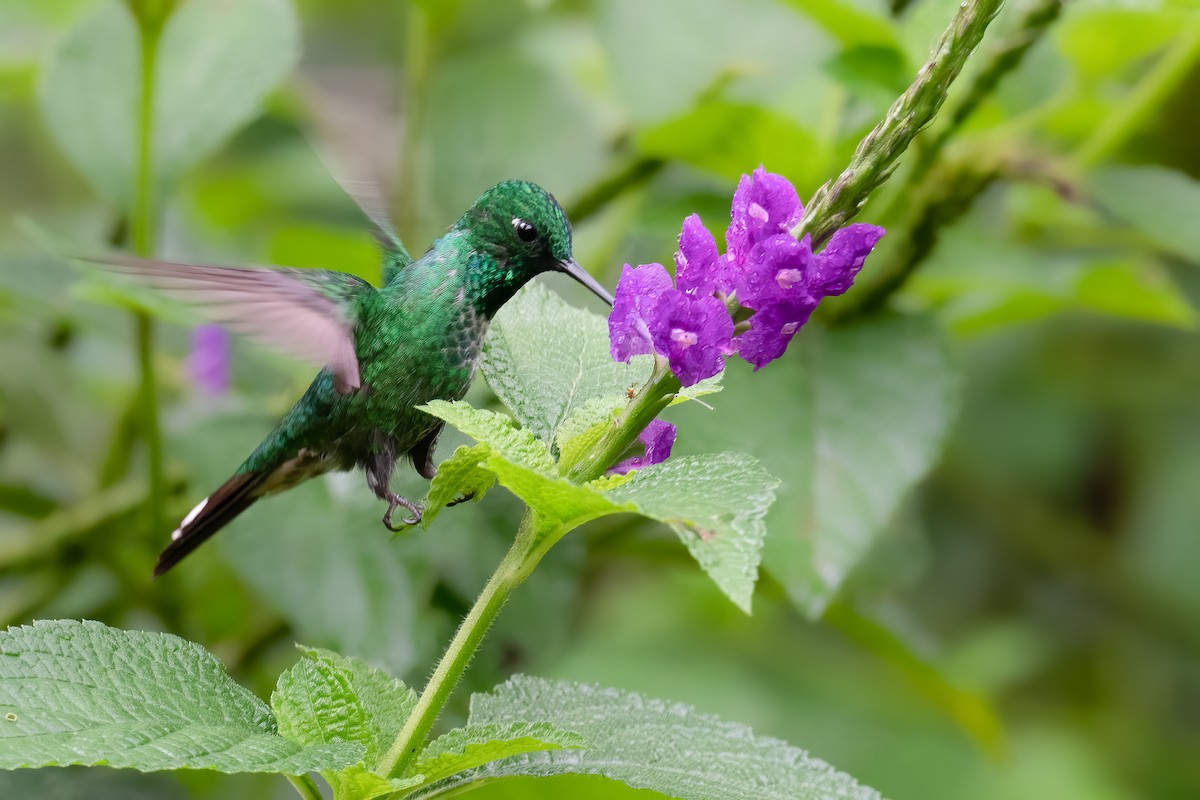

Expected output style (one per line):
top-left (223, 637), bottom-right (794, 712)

top-left (604, 167), bottom-right (883, 472)
top-left (608, 167), bottom-right (885, 383)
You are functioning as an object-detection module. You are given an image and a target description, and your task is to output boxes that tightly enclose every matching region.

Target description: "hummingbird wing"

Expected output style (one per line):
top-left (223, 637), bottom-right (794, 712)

top-left (92, 255), bottom-right (371, 393)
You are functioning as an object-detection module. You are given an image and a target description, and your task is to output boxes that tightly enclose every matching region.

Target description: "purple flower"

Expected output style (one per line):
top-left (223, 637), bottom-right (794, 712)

top-left (675, 213), bottom-right (729, 296)
top-left (611, 419), bottom-right (677, 474)
top-left (735, 298), bottom-right (818, 370)
top-left (649, 291), bottom-right (734, 387)
top-left (609, 263), bottom-right (673, 362)
top-left (810, 223), bottom-right (886, 296)
top-left (726, 166), bottom-right (803, 268)
top-left (188, 324), bottom-right (230, 396)
top-left (734, 233), bottom-right (814, 310)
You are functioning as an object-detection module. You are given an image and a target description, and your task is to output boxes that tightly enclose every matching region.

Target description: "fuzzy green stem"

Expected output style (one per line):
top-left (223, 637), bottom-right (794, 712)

top-left (286, 774), bottom-right (324, 800)
top-left (378, 516), bottom-right (539, 778)
top-left (793, 0), bottom-right (1004, 246)
top-left (563, 361), bottom-right (681, 484)
top-left (1073, 17), bottom-right (1200, 168)
top-left (890, 0), bottom-right (1062, 212)
top-left (131, 6), bottom-right (165, 534)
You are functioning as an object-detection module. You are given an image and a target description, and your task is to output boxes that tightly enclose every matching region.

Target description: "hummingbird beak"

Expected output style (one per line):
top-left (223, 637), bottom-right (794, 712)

top-left (557, 259), bottom-right (614, 307)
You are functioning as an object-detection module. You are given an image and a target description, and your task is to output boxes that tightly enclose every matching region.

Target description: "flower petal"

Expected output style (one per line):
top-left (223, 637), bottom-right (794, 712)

top-left (726, 167), bottom-right (804, 266)
top-left (733, 233), bottom-right (813, 310)
top-left (610, 419), bottom-right (677, 474)
top-left (675, 214), bottom-right (726, 296)
top-left (735, 298), bottom-right (817, 369)
top-left (649, 291), bottom-right (734, 386)
top-left (812, 223), bottom-right (885, 296)
top-left (609, 263), bottom-right (673, 362)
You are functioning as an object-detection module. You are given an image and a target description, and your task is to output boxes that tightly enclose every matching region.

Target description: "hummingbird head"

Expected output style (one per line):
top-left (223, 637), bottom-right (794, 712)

top-left (457, 180), bottom-right (613, 317)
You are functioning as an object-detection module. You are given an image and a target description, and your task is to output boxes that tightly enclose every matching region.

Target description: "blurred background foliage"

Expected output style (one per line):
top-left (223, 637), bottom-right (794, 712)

top-left (1, 0), bottom-right (1199, 797)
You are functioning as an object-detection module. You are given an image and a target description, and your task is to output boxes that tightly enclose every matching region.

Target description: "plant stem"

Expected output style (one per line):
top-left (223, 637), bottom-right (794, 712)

top-left (1073, 17), bottom-right (1200, 168)
top-left (287, 774), bottom-right (325, 800)
top-left (563, 361), bottom-right (680, 484)
top-left (793, 0), bottom-right (1004, 247)
top-left (377, 516), bottom-right (539, 779)
top-left (132, 8), bottom-right (165, 534)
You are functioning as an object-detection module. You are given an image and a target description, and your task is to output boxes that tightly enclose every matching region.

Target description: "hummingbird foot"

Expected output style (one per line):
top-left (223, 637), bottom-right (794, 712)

top-left (446, 491), bottom-right (476, 507)
top-left (382, 493), bottom-right (423, 531)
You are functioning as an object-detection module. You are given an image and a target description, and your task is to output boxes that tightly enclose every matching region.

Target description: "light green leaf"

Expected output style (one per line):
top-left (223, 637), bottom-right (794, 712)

top-left (778, 0), bottom-right (901, 49)
top-left (271, 656), bottom-right (373, 755)
top-left (1089, 166), bottom-right (1200, 263)
top-left (38, 0), bottom-right (298, 210)
top-left (608, 453), bottom-right (778, 613)
top-left (409, 722), bottom-right (583, 786)
top-left (771, 318), bottom-right (959, 617)
top-left (426, 400), bottom-right (776, 611)
top-left (152, 0), bottom-right (299, 191)
top-left (271, 649), bottom-right (421, 800)
top-left (412, 675), bottom-right (885, 800)
top-left (421, 444), bottom-right (496, 529)
top-left (482, 283), bottom-right (648, 444)
top-left (636, 102), bottom-right (827, 193)
top-left (0, 620), bottom-right (361, 774)
top-left (554, 397), bottom-right (622, 468)
top-left (418, 401), bottom-right (555, 473)
top-left (671, 316), bottom-right (959, 618)
top-left (1073, 260), bottom-right (1195, 328)
top-left (38, 2), bottom-right (139, 208)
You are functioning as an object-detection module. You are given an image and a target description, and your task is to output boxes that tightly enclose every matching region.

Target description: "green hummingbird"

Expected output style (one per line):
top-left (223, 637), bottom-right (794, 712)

top-left (103, 180), bottom-right (611, 576)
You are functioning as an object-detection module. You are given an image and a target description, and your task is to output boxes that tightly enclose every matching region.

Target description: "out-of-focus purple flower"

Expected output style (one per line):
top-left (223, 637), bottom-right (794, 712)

top-left (675, 213), bottom-right (729, 296)
top-left (188, 324), bottom-right (230, 396)
top-left (608, 263), bottom-right (673, 362)
top-left (649, 291), bottom-right (734, 387)
top-left (610, 419), bottom-right (677, 475)
top-left (726, 166), bottom-right (803, 267)
top-left (734, 298), bottom-right (818, 370)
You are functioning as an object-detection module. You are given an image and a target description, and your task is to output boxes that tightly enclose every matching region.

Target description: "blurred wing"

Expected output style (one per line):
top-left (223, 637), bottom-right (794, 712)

top-left (298, 70), bottom-right (414, 278)
top-left (92, 255), bottom-right (372, 393)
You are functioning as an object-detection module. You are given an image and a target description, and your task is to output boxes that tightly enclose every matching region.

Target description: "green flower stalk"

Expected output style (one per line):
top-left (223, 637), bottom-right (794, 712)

top-left (792, 0), bottom-right (1005, 247)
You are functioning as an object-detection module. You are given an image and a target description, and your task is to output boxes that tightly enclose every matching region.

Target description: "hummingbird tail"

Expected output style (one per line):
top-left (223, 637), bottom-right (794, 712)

top-left (155, 471), bottom-right (265, 577)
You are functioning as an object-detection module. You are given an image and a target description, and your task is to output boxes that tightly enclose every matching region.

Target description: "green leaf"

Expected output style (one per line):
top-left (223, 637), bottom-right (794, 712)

top-left (0, 620), bottom-right (361, 774)
top-left (554, 397), bottom-right (622, 467)
top-left (421, 444), bottom-right (496, 529)
top-left (418, 401), bottom-right (556, 473)
top-left (482, 284), bottom-right (649, 444)
top-left (671, 317), bottom-right (959, 618)
top-left (769, 318), bottom-right (959, 617)
top-left (271, 649), bottom-right (422, 800)
top-left (414, 675), bottom-right (885, 800)
top-left (38, 2), bottom-right (139, 209)
top-left (409, 722), bottom-right (583, 787)
top-left (777, 0), bottom-right (901, 49)
top-left (424, 402), bottom-right (776, 611)
top-left (38, 0), bottom-right (298, 209)
top-left (1088, 166), bottom-right (1200, 263)
top-left (151, 0), bottom-right (299, 191)
top-left (635, 102), bottom-right (827, 193)
top-left (291, 648), bottom-right (417, 767)
top-left (608, 453), bottom-right (778, 613)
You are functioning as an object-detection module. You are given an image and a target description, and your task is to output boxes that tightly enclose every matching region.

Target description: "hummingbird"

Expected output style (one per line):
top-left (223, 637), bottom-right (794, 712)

top-left (100, 180), bottom-right (611, 576)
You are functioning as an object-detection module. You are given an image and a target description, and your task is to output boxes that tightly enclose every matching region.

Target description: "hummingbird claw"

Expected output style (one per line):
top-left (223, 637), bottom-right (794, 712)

top-left (446, 491), bottom-right (476, 507)
top-left (382, 493), bottom-right (423, 531)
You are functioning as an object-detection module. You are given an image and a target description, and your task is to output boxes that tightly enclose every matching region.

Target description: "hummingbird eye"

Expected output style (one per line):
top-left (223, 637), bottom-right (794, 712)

top-left (512, 218), bottom-right (538, 243)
